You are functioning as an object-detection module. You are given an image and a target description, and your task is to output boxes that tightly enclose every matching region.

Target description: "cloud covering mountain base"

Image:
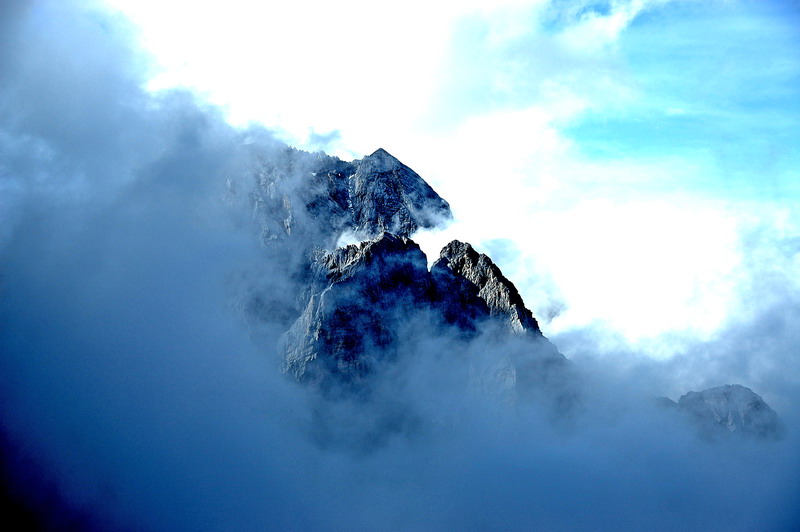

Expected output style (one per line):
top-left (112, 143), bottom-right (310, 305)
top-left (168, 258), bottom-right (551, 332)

top-left (1, 2), bottom-right (799, 530)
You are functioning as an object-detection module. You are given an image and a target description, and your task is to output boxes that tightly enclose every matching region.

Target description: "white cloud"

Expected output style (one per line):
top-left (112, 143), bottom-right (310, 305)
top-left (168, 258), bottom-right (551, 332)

top-left (100, 0), bottom-right (637, 144)
top-left (555, 0), bottom-right (645, 54)
top-left (98, 0), bottom-right (798, 362)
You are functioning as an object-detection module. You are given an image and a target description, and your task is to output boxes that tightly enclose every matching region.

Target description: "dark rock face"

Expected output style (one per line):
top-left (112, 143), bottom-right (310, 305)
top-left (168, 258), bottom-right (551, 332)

top-left (245, 147), bottom-right (453, 339)
top-left (250, 147), bottom-right (451, 253)
top-left (282, 233), bottom-right (435, 390)
top-left (435, 240), bottom-right (543, 335)
top-left (350, 148), bottom-right (451, 238)
top-left (663, 384), bottom-right (783, 440)
top-left (281, 231), bottom-right (571, 405)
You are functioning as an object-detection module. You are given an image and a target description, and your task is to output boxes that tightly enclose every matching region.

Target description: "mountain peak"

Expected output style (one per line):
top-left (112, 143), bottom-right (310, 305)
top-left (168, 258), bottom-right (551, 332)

top-left (369, 147), bottom-right (395, 159)
top-left (351, 150), bottom-right (452, 237)
top-left (435, 240), bottom-right (542, 335)
top-left (671, 384), bottom-right (783, 439)
top-left (250, 146), bottom-right (451, 248)
top-left (359, 148), bottom-right (405, 174)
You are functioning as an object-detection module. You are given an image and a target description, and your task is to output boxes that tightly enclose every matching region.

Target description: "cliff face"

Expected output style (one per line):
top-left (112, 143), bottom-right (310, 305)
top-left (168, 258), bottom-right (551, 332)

top-left (435, 240), bottom-right (543, 335)
top-left (250, 147), bottom-right (451, 253)
top-left (281, 233), bottom-right (434, 389)
top-left (252, 147), bottom-right (562, 396)
top-left (243, 147), bottom-right (453, 331)
top-left (350, 148), bottom-right (452, 238)
top-left (281, 232), bottom-right (568, 399)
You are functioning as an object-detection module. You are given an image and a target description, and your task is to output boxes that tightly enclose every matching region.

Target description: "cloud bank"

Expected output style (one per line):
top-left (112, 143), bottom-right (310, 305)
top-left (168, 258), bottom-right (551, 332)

top-left (98, 0), bottom-right (800, 355)
top-left (1, 2), bottom-right (799, 531)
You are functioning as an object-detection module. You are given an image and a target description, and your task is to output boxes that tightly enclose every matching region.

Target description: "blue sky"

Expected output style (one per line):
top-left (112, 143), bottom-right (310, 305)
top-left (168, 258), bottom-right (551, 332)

top-left (568, 0), bottom-right (800, 200)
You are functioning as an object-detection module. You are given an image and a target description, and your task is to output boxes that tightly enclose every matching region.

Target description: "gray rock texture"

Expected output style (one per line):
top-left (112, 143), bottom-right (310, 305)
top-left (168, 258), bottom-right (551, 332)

top-left (435, 240), bottom-right (543, 335)
top-left (244, 147), bottom-right (452, 335)
top-left (282, 233), bottom-right (434, 390)
top-left (662, 384), bottom-right (783, 439)
top-left (350, 148), bottom-right (451, 237)
top-left (250, 147), bottom-right (451, 252)
top-left (257, 148), bottom-right (572, 404)
top-left (281, 232), bottom-right (570, 405)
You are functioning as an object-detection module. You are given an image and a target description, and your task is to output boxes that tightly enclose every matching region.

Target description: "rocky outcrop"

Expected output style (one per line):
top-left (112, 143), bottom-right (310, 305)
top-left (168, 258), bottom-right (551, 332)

top-left (245, 147), bottom-right (453, 337)
top-left (662, 384), bottom-right (783, 440)
top-left (435, 240), bottom-right (543, 335)
top-left (350, 148), bottom-right (451, 237)
top-left (281, 231), bottom-right (571, 405)
top-left (282, 233), bottom-right (434, 390)
top-left (250, 147), bottom-right (451, 252)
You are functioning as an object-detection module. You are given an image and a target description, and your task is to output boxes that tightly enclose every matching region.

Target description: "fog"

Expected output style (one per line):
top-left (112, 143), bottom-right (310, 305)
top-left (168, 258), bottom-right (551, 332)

top-left (1, 2), bottom-right (798, 530)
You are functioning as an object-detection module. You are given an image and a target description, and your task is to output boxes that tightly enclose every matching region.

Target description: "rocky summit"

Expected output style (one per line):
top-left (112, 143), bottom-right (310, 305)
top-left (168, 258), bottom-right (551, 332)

top-left (350, 148), bottom-right (452, 238)
top-left (250, 147), bottom-right (451, 254)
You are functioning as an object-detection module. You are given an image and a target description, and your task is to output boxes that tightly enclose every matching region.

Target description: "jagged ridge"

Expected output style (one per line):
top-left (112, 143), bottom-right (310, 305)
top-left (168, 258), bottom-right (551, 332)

top-left (281, 232), bottom-right (568, 399)
top-left (435, 240), bottom-right (543, 335)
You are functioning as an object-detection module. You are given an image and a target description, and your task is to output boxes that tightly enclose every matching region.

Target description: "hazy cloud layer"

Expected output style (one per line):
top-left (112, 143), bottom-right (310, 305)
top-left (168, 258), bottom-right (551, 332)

top-left (95, 0), bottom-right (800, 348)
top-left (1, 2), bottom-right (799, 531)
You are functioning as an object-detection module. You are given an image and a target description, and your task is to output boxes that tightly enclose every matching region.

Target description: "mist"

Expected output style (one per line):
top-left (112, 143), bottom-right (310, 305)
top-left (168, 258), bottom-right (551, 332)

top-left (1, 2), bottom-right (799, 530)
